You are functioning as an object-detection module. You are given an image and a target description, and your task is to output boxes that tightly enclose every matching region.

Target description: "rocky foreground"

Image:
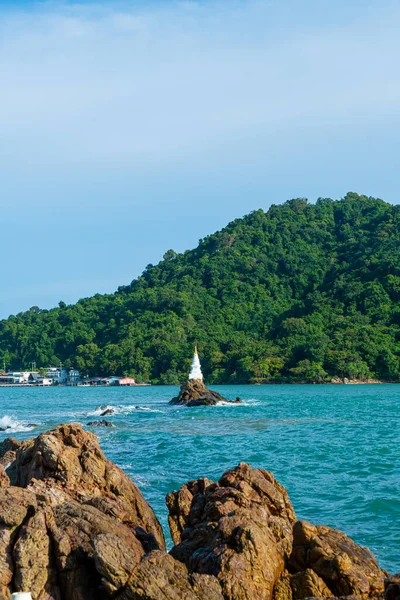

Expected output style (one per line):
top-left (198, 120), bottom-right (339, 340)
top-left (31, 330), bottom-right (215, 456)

top-left (169, 378), bottom-right (242, 406)
top-left (0, 425), bottom-right (398, 600)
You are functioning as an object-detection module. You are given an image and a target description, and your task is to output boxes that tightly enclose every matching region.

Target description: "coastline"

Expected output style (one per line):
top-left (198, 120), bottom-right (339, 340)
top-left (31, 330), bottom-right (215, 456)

top-left (0, 379), bottom-right (398, 388)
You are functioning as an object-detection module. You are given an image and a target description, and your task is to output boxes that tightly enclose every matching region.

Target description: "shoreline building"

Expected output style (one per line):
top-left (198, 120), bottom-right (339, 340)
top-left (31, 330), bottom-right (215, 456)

top-left (47, 367), bottom-right (81, 386)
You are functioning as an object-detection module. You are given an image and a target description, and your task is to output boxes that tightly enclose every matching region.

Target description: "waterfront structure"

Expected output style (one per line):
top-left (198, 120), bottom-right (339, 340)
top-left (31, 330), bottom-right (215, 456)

top-left (7, 371), bottom-right (30, 383)
top-left (47, 367), bottom-right (69, 384)
top-left (0, 367), bottom-right (81, 386)
top-left (0, 375), bottom-right (21, 384)
top-left (28, 373), bottom-right (52, 386)
top-left (118, 377), bottom-right (136, 386)
top-left (189, 347), bottom-right (203, 381)
top-left (67, 368), bottom-right (81, 386)
top-left (47, 367), bottom-right (81, 385)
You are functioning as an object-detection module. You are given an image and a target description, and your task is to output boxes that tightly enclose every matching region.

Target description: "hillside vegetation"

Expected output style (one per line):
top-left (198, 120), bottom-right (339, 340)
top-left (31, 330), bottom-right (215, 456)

top-left (2, 193), bottom-right (400, 383)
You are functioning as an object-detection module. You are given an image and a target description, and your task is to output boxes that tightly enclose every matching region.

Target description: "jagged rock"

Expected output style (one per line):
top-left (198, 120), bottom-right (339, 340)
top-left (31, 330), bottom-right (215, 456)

top-left (271, 568), bottom-right (332, 600)
top-left (87, 419), bottom-right (114, 427)
top-left (167, 462), bottom-right (296, 600)
top-left (290, 568), bottom-right (332, 598)
top-left (93, 545), bottom-right (224, 600)
top-left (0, 427), bottom-right (394, 600)
top-left (0, 423), bottom-right (165, 599)
top-left (167, 476), bottom-right (213, 545)
top-left (289, 520), bottom-right (387, 598)
top-left (8, 424), bottom-right (164, 545)
top-left (169, 378), bottom-right (241, 406)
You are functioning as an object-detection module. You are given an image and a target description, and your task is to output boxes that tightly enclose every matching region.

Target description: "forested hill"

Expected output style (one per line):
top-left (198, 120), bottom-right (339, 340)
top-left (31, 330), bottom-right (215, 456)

top-left (2, 192), bottom-right (400, 383)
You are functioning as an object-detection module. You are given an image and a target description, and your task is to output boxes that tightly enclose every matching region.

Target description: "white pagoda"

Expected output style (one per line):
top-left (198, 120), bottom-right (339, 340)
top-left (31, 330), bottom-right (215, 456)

top-left (189, 346), bottom-right (203, 381)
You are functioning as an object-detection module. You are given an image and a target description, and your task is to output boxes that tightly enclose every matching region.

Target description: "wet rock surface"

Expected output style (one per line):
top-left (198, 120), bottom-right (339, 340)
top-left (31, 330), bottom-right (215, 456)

top-left (87, 419), bottom-right (114, 427)
top-left (169, 378), bottom-right (242, 406)
top-left (100, 408), bottom-right (115, 416)
top-left (0, 425), bottom-right (394, 600)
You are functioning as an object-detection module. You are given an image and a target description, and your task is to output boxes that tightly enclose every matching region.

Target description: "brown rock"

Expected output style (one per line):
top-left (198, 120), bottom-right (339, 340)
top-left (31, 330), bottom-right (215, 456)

top-left (0, 465), bottom-right (9, 488)
top-left (13, 510), bottom-right (51, 599)
top-left (289, 520), bottom-right (387, 598)
top-left (168, 462), bottom-right (296, 600)
top-left (93, 546), bottom-right (224, 600)
top-left (100, 409), bottom-right (115, 416)
top-left (290, 568), bottom-right (332, 598)
top-left (0, 427), bottom-right (394, 600)
top-left (0, 487), bottom-right (37, 598)
top-left (169, 378), bottom-right (241, 406)
top-left (0, 424), bottom-right (165, 599)
top-left (8, 423), bottom-right (164, 547)
top-left (167, 477), bottom-right (213, 545)
top-left (86, 420), bottom-right (114, 427)
top-left (273, 570), bottom-right (293, 600)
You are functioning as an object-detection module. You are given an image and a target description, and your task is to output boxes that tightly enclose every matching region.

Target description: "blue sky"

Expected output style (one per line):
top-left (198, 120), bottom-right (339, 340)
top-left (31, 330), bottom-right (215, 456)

top-left (1, 0), bottom-right (400, 318)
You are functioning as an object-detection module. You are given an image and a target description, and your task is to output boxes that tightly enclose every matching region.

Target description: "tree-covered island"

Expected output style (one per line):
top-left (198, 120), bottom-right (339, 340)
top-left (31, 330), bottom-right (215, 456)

top-left (1, 193), bottom-right (400, 384)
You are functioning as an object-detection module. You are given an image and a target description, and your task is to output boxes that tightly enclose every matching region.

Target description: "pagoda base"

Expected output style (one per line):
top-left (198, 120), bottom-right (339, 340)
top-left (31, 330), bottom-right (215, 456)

top-left (169, 378), bottom-right (242, 407)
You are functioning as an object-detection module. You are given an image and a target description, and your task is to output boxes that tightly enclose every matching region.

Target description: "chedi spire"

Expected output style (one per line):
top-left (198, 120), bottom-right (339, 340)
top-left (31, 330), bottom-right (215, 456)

top-left (189, 346), bottom-right (203, 381)
top-left (169, 346), bottom-right (241, 406)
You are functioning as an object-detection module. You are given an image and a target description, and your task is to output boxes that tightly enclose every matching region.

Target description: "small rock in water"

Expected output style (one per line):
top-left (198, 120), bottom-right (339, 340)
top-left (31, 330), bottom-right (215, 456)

top-left (87, 420), bottom-right (114, 428)
top-left (100, 408), bottom-right (115, 416)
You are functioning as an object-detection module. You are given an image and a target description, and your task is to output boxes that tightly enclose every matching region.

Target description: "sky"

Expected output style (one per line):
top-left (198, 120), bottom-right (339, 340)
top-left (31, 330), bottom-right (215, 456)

top-left (1, 0), bottom-right (400, 318)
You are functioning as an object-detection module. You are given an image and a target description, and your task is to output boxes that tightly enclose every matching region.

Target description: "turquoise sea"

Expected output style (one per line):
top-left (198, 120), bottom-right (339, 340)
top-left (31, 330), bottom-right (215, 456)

top-left (0, 384), bottom-right (398, 573)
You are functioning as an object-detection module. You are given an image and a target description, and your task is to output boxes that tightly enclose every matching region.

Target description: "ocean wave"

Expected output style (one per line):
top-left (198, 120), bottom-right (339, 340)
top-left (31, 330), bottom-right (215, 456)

top-left (0, 415), bottom-right (37, 434)
top-left (87, 405), bottom-right (162, 416)
top-left (215, 400), bottom-right (255, 407)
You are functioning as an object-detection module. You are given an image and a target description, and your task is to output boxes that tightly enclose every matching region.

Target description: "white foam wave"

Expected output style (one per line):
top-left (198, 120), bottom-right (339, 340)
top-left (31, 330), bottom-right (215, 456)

top-left (0, 415), bottom-right (37, 433)
top-left (87, 405), bottom-right (161, 416)
top-left (215, 400), bottom-right (253, 407)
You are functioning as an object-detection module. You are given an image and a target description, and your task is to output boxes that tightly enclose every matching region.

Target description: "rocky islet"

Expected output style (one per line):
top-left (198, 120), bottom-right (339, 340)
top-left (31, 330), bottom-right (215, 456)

top-left (0, 424), bottom-right (397, 600)
top-left (169, 378), bottom-right (242, 406)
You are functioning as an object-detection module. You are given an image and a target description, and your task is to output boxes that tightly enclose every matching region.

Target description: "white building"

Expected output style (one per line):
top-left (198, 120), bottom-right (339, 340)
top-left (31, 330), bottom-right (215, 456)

top-left (67, 369), bottom-right (80, 386)
top-left (7, 371), bottom-right (30, 383)
top-left (47, 367), bottom-right (81, 386)
top-left (47, 367), bottom-right (69, 384)
top-left (189, 347), bottom-right (203, 381)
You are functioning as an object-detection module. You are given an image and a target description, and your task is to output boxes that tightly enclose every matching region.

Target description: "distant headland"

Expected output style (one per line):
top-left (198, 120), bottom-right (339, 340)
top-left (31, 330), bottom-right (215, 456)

top-left (0, 194), bottom-right (399, 385)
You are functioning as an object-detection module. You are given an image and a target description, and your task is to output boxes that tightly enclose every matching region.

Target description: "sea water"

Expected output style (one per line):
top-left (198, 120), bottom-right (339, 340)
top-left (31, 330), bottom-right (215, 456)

top-left (0, 384), bottom-right (398, 573)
